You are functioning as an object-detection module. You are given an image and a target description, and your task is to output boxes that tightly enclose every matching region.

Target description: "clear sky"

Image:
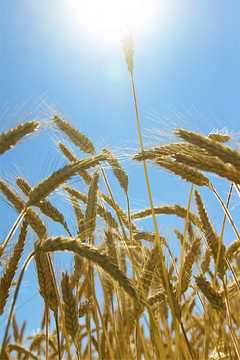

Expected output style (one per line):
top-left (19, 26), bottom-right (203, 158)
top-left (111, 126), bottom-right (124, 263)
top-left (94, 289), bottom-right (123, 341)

top-left (0, 0), bottom-right (240, 343)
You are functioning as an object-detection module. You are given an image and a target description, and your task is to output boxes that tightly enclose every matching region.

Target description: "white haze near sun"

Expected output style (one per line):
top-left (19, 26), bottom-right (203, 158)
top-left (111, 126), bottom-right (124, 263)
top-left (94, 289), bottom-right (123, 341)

top-left (71, 0), bottom-right (154, 43)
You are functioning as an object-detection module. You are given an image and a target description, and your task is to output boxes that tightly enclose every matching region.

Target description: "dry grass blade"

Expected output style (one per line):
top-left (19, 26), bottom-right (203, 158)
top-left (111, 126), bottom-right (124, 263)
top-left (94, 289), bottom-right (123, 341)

top-left (27, 154), bottom-right (105, 206)
top-left (0, 221), bottom-right (28, 315)
top-left (0, 121), bottom-right (39, 155)
top-left (195, 274), bottom-right (226, 314)
top-left (103, 148), bottom-right (128, 192)
top-left (176, 128), bottom-right (240, 172)
top-left (35, 237), bottom-right (139, 302)
top-left (53, 114), bottom-right (96, 155)
top-left (61, 271), bottom-right (79, 342)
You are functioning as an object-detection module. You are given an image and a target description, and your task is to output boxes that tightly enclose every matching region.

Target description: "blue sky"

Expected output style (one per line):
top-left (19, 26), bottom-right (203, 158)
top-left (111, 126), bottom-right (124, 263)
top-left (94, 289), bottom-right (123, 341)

top-left (0, 0), bottom-right (240, 344)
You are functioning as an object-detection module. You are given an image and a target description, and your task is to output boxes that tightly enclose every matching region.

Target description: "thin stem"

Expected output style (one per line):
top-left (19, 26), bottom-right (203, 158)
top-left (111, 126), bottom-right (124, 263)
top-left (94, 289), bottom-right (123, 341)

top-left (130, 71), bottom-right (179, 351)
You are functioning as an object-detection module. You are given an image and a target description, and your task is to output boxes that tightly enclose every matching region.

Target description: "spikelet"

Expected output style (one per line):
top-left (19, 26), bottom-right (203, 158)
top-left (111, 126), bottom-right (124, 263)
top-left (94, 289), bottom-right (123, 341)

top-left (122, 30), bottom-right (134, 74)
top-left (208, 133), bottom-right (231, 143)
top-left (53, 115), bottom-right (96, 155)
top-left (180, 238), bottom-right (201, 294)
top-left (103, 148), bottom-right (128, 192)
top-left (16, 177), bottom-right (71, 235)
top-left (201, 247), bottom-right (211, 274)
top-left (194, 190), bottom-right (226, 280)
top-left (0, 120), bottom-right (39, 155)
top-left (27, 154), bottom-right (105, 206)
top-left (226, 240), bottom-right (240, 263)
top-left (79, 296), bottom-right (94, 318)
top-left (195, 274), bottom-right (226, 314)
top-left (85, 170), bottom-right (99, 237)
top-left (0, 221), bottom-right (28, 315)
top-left (61, 271), bottom-right (79, 342)
top-left (35, 236), bottom-right (138, 301)
top-left (105, 229), bottom-right (118, 266)
top-left (34, 251), bottom-right (58, 314)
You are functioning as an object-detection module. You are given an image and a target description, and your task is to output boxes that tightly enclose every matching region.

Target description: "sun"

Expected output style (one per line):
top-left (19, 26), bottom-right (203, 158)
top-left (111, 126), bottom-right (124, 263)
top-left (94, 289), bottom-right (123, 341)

top-left (74, 0), bottom-right (153, 43)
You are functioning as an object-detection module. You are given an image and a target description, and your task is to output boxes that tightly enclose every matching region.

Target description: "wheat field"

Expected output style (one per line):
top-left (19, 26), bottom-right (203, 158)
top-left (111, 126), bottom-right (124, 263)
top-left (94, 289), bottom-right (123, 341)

top-left (0, 107), bottom-right (240, 360)
top-left (0, 27), bottom-right (240, 360)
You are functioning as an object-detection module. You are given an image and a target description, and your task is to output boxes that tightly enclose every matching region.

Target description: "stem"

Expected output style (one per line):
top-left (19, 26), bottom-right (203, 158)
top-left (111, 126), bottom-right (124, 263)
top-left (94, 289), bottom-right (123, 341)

top-left (130, 71), bottom-right (179, 348)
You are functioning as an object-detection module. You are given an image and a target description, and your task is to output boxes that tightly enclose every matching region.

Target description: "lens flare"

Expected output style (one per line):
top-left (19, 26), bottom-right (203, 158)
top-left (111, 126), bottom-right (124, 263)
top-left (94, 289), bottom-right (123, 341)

top-left (75, 0), bottom-right (153, 43)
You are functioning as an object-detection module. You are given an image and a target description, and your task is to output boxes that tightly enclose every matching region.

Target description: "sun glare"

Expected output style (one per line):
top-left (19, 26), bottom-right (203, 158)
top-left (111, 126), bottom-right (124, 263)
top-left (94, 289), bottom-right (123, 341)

top-left (75, 0), bottom-right (153, 43)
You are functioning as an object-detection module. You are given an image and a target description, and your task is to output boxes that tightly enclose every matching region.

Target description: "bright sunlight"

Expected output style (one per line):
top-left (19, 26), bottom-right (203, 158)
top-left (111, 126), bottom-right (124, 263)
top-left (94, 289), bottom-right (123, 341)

top-left (75, 0), bottom-right (153, 43)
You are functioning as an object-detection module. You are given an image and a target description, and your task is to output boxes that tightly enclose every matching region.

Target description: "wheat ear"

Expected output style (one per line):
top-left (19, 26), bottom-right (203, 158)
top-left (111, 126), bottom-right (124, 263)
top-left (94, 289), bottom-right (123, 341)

top-left (27, 154), bottom-right (105, 206)
top-left (58, 141), bottom-right (92, 185)
top-left (16, 177), bottom-right (71, 236)
top-left (176, 128), bottom-right (240, 172)
top-left (53, 114), bottom-right (96, 155)
top-left (0, 221), bottom-right (28, 315)
top-left (35, 236), bottom-right (138, 302)
top-left (0, 120), bottom-right (39, 155)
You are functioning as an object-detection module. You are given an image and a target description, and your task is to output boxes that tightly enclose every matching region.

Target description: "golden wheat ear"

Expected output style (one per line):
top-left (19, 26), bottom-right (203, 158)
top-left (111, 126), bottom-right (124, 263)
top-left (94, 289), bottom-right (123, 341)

top-left (0, 120), bottom-right (39, 155)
